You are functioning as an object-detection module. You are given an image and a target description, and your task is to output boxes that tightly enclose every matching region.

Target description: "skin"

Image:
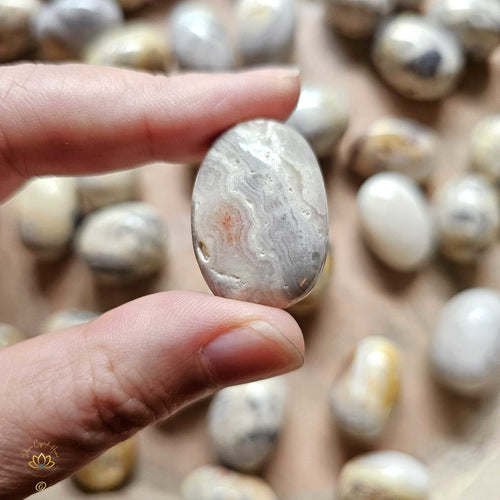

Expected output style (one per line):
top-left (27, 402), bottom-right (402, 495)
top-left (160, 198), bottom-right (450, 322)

top-left (0, 63), bottom-right (303, 499)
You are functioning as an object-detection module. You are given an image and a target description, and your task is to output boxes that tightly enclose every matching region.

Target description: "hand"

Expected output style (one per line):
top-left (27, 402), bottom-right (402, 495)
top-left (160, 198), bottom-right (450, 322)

top-left (0, 63), bottom-right (303, 499)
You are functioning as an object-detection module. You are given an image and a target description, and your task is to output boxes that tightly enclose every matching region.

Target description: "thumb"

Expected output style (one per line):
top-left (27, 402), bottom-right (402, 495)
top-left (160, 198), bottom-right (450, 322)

top-left (0, 291), bottom-right (303, 499)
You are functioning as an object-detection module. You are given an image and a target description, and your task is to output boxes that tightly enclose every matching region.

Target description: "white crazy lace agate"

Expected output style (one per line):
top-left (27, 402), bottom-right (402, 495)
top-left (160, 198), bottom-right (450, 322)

top-left (192, 119), bottom-right (329, 308)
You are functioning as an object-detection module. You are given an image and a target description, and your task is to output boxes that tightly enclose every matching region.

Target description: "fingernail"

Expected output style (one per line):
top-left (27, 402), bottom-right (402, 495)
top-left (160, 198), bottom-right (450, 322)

top-left (201, 321), bottom-right (303, 386)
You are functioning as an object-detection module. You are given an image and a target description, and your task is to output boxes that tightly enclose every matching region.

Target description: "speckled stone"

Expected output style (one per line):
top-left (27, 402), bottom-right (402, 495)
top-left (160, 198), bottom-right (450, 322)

top-left (434, 174), bottom-right (499, 262)
top-left (77, 170), bottom-right (139, 213)
top-left (85, 24), bottom-right (171, 72)
top-left (351, 117), bottom-right (436, 184)
top-left (41, 309), bottom-right (99, 334)
top-left (16, 177), bottom-right (78, 260)
top-left (287, 246), bottom-right (333, 315)
top-left (73, 438), bottom-right (137, 492)
top-left (357, 172), bottom-right (435, 271)
top-left (208, 377), bottom-right (287, 473)
top-left (236, 0), bottom-right (296, 64)
top-left (76, 202), bottom-right (166, 284)
top-left (170, 2), bottom-right (234, 72)
top-left (372, 14), bottom-right (464, 101)
top-left (331, 336), bottom-right (400, 443)
top-left (286, 83), bottom-right (349, 157)
top-left (33, 0), bottom-right (123, 61)
top-left (429, 0), bottom-right (500, 60)
top-left (325, 0), bottom-right (396, 39)
top-left (338, 451), bottom-right (430, 500)
top-left (0, 0), bottom-right (41, 62)
top-left (192, 119), bottom-right (329, 309)
top-left (430, 288), bottom-right (500, 396)
top-left (470, 115), bottom-right (500, 185)
top-left (0, 323), bottom-right (25, 349)
top-left (181, 465), bottom-right (277, 500)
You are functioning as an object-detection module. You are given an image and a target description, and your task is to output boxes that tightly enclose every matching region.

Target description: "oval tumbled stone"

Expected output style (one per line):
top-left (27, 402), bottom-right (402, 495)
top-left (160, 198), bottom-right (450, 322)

top-left (192, 119), bottom-right (329, 308)
top-left (357, 172), bottom-right (435, 271)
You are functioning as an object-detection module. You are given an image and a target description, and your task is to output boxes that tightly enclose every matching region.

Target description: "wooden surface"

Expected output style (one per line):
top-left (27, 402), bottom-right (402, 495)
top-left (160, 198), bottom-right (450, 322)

top-left (0, 0), bottom-right (498, 498)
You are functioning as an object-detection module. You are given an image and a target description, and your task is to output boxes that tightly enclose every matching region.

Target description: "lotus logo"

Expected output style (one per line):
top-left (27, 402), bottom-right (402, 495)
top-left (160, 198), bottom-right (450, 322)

top-left (28, 453), bottom-right (55, 470)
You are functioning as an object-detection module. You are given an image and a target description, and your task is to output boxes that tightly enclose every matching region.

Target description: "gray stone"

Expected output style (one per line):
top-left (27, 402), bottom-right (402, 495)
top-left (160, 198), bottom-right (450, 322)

top-left (372, 14), bottom-right (464, 101)
top-left (325, 0), bottom-right (396, 39)
top-left (357, 172), bottom-right (435, 271)
top-left (33, 0), bottom-right (123, 60)
top-left (236, 0), bottom-right (296, 64)
top-left (76, 202), bottom-right (166, 284)
top-left (286, 83), bottom-right (349, 157)
top-left (170, 2), bottom-right (234, 72)
top-left (430, 288), bottom-right (500, 396)
top-left (192, 119), bottom-right (329, 308)
top-left (429, 0), bottom-right (500, 60)
top-left (434, 174), bottom-right (499, 262)
top-left (208, 377), bottom-right (287, 473)
top-left (0, 0), bottom-right (41, 62)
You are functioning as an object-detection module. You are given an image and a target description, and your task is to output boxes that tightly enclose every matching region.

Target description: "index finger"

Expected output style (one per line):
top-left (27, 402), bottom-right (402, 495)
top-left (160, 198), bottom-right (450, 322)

top-left (0, 64), bottom-right (300, 200)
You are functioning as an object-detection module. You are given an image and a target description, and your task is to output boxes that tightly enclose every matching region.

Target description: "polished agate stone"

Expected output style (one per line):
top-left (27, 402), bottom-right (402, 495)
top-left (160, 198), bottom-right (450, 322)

top-left (170, 2), bottom-right (234, 72)
top-left (16, 177), bottom-right (78, 261)
top-left (0, 323), bottom-right (25, 349)
top-left (430, 288), bottom-right (500, 396)
top-left (429, 0), bottom-right (500, 60)
top-left (357, 172), bottom-right (435, 271)
top-left (470, 115), bottom-right (500, 185)
top-left (33, 0), bottom-right (123, 60)
top-left (76, 202), bottom-right (166, 284)
top-left (325, 0), bottom-right (396, 39)
top-left (78, 170), bottom-right (140, 214)
top-left (41, 309), bottom-right (99, 334)
top-left (351, 117), bottom-right (437, 184)
top-left (236, 0), bottom-right (296, 64)
top-left (434, 174), bottom-right (499, 262)
top-left (287, 247), bottom-right (333, 315)
top-left (192, 119), bottom-right (329, 308)
top-left (208, 377), bottom-right (287, 473)
top-left (0, 0), bottom-right (41, 62)
top-left (331, 336), bottom-right (400, 443)
top-left (182, 465), bottom-right (277, 500)
top-left (338, 451), bottom-right (430, 500)
top-left (85, 24), bottom-right (171, 72)
top-left (73, 438), bottom-right (137, 492)
top-left (286, 83), bottom-right (349, 157)
top-left (372, 14), bottom-right (464, 101)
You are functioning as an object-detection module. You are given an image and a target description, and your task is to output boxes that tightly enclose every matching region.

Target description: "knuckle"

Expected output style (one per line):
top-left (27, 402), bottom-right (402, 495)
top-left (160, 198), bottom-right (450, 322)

top-left (79, 330), bottom-right (163, 444)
